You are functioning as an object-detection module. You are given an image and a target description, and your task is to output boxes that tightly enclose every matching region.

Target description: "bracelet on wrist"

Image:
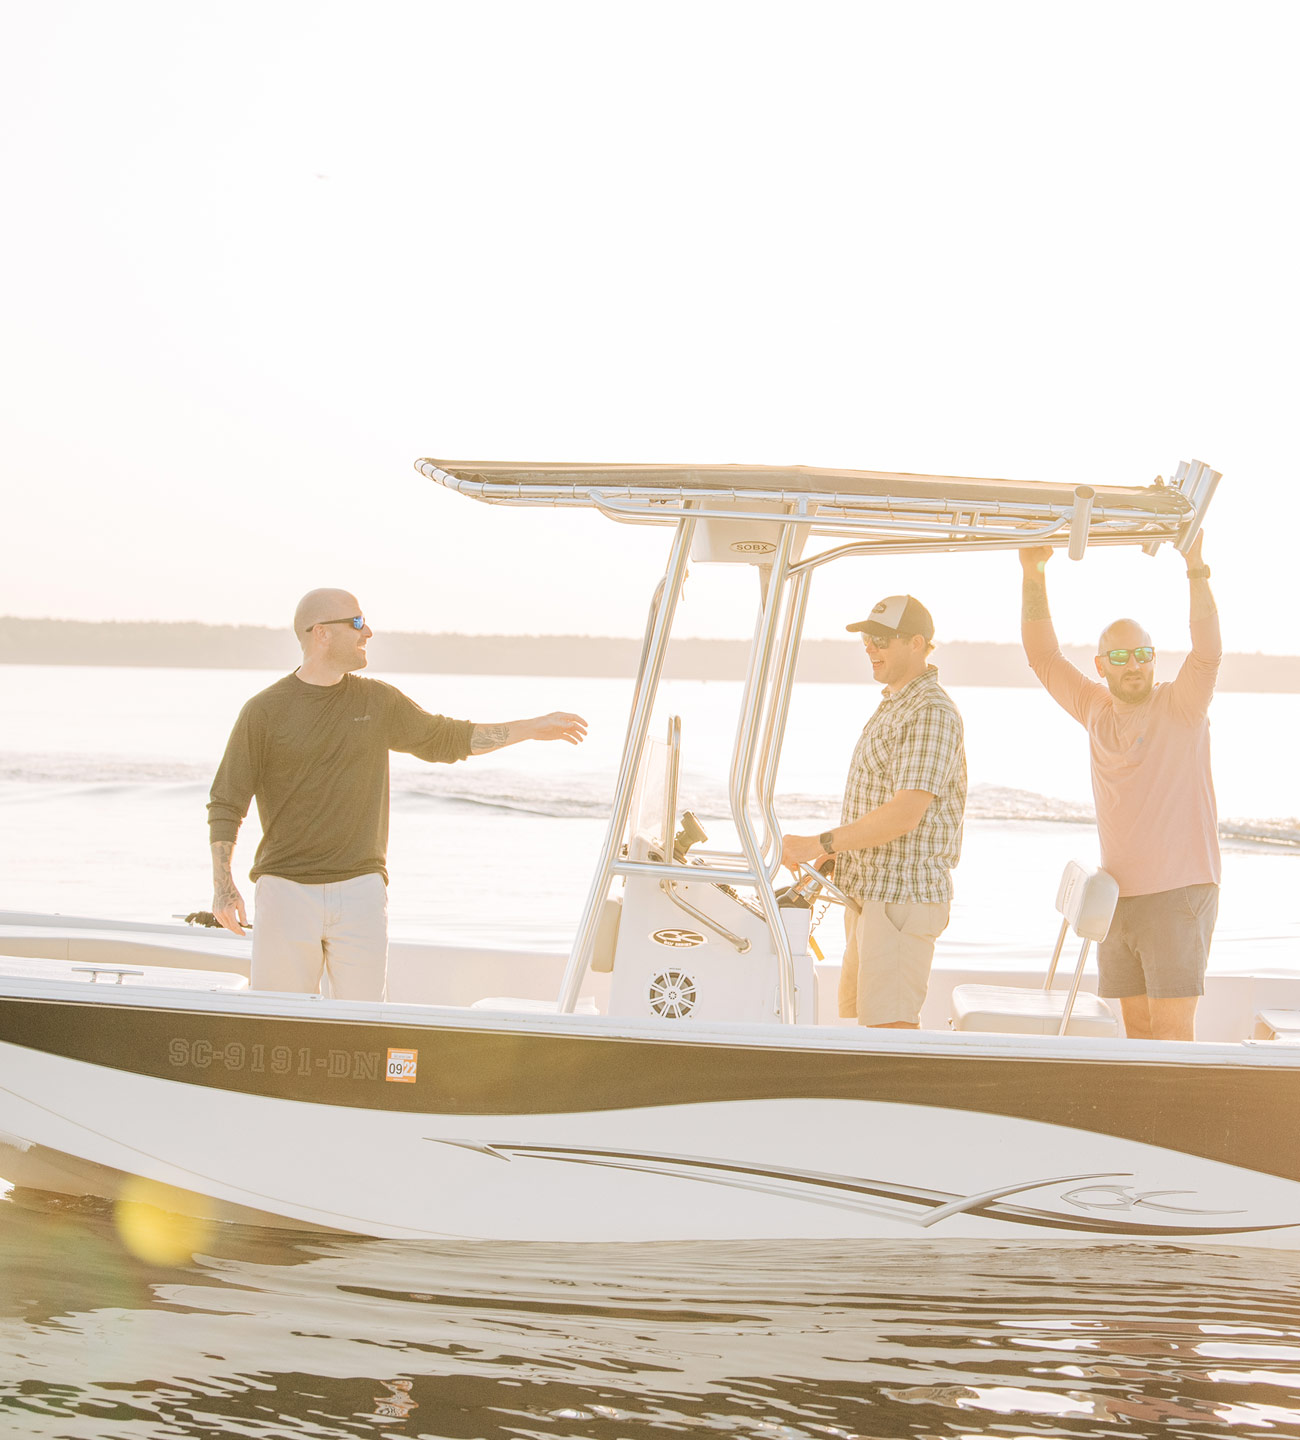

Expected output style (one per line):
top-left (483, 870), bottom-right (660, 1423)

top-left (1186, 565), bottom-right (1211, 580)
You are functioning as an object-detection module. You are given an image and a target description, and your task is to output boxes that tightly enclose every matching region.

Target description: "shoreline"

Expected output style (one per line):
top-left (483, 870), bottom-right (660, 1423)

top-left (3, 617), bottom-right (1300, 691)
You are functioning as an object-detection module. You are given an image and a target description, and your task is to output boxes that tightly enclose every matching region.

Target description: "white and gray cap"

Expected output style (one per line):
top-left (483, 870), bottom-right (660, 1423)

top-left (845, 594), bottom-right (935, 642)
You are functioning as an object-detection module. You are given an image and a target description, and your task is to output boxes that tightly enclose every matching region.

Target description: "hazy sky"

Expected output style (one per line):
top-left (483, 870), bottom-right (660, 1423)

top-left (3, 2), bottom-right (1296, 652)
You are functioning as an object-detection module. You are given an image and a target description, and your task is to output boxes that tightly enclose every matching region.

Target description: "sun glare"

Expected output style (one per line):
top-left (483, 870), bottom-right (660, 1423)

top-left (114, 1178), bottom-right (213, 1266)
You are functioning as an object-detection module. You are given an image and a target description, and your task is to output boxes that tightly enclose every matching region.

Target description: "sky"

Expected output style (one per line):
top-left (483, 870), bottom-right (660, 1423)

top-left (2, 1), bottom-right (1297, 654)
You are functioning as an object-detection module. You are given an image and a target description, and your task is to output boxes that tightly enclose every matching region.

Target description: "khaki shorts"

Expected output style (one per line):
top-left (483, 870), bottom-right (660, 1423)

top-left (251, 872), bottom-right (389, 1001)
top-left (839, 898), bottom-right (950, 1027)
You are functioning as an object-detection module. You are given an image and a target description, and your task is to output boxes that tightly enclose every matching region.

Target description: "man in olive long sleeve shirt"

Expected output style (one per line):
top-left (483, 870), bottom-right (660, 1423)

top-left (208, 588), bottom-right (586, 1000)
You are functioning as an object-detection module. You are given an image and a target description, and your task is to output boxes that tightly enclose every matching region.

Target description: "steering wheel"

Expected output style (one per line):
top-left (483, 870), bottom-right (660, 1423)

top-left (797, 862), bottom-right (859, 912)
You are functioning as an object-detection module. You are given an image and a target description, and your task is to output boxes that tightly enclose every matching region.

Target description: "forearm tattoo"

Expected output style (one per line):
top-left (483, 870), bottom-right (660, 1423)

top-left (1021, 575), bottom-right (1051, 623)
top-left (471, 723), bottom-right (510, 752)
top-left (210, 841), bottom-right (240, 905)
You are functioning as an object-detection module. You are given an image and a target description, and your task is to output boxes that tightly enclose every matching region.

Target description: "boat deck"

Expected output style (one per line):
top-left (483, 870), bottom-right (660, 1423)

top-left (2, 914), bottom-right (1297, 1052)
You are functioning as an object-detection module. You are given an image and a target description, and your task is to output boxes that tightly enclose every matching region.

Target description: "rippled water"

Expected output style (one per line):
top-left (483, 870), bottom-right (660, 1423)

top-left (3, 1192), bottom-right (1299, 1438)
top-left (4, 667), bottom-right (1299, 965)
top-left (4, 672), bottom-right (1300, 1434)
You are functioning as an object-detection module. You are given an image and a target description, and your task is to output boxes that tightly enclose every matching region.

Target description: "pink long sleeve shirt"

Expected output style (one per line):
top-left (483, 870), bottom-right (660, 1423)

top-left (1023, 615), bottom-right (1221, 897)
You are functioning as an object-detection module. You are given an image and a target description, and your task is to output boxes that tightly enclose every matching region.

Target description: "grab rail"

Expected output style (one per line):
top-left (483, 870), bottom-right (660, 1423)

top-left (659, 881), bottom-right (751, 954)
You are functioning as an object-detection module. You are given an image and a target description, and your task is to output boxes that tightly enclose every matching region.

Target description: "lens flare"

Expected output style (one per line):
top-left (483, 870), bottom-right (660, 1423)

top-left (114, 1178), bottom-right (213, 1264)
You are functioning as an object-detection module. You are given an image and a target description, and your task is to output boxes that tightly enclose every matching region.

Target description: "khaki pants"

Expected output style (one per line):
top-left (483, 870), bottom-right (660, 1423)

top-left (251, 873), bottom-right (389, 1001)
top-left (839, 898), bottom-right (950, 1026)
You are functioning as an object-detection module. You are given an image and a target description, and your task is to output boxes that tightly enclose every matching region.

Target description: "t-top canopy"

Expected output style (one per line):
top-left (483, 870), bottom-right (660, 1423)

top-left (417, 457), bottom-right (1218, 558)
top-left (417, 458), bottom-right (1190, 513)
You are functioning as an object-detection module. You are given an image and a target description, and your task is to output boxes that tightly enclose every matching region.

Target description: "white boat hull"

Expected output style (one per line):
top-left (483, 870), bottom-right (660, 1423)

top-left (3, 966), bottom-right (1298, 1245)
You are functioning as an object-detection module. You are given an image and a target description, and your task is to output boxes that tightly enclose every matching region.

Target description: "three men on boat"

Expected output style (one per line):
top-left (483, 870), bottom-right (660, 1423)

top-left (1019, 533), bottom-right (1220, 1041)
top-left (207, 588), bottom-right (586, 1000)
top-left (782, 595), bottom-right (967, 1029)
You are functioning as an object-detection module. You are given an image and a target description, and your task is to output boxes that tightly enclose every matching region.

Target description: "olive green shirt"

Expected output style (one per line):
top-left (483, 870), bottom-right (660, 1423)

top-left (207, 672), bottom-right (474, 884)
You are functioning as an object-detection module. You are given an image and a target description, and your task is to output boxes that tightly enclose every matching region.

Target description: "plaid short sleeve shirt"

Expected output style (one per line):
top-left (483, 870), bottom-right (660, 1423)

top-left (835, 667), bottom-right (967, 904)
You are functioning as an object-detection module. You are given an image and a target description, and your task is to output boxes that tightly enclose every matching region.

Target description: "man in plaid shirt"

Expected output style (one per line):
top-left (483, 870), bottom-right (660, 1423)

top-left (783, 595), bottom-right (966, 1028)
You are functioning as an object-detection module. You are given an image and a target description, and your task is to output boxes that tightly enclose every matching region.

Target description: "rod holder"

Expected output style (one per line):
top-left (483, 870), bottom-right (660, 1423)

top-left (1066, 486), bottom-right (1095, 560)
top-left (1175, 460), bottom-right (1221, 555)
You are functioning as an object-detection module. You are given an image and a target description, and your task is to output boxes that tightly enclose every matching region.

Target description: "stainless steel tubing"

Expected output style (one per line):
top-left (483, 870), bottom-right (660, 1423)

top-left (728, 522), bottom-right (802, 1021)
top-left (659, 880), bottom-right (751, 953)
top-left (1175, 462), bottom-right (1221, 554)
top-left (1067, 487), bottom-right (1095, 561)
top-left (1056, 940), bottom-right (1092, 1037)
top-left (621, 575), bottom-right (666, 754)
top-left (751, 576), bottom-right (796, 862)
top-left (787, 520), bottom-right (1072, 576)
top-left (1042, 917), bottom-right (1070, 989)
top-left (613, 859), bottom-right (761, 884)
top-left (556, 518), bottom-right (696, 1012)
top-left (757, 565), bottom-right (811, 858)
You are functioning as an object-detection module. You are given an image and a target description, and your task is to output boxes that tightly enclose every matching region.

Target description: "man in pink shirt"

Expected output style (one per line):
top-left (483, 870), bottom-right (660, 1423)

top-left (1018, 532), bottom-right (1220, 1042)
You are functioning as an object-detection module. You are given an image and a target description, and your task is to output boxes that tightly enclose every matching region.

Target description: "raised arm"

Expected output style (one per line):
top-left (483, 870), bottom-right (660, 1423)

top-left (1016, 544), bottom-right (1099, 724)
top-left (1020, 545), bottom-right (1056, 644)
top-left (1184, 529), bottom-right (1221, 650)
top-left (1167, 529), bottom-right (1221, 719)
top-left (470, 712), bottom-right (588, 755)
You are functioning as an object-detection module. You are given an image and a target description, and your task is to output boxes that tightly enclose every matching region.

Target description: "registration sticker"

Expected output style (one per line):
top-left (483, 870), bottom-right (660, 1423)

top-left (385, 1047), bottom-right (418, 1083)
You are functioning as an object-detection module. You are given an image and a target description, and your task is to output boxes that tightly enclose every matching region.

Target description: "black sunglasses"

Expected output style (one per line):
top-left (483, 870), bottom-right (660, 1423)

top-left (308, 615), bottom-right (366, 632)
top-left (1100, 646), bottom-right (1154, 665)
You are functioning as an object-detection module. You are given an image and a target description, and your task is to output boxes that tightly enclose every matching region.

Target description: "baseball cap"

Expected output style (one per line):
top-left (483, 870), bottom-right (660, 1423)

top-left (845, 594), bottom-right (935, 642)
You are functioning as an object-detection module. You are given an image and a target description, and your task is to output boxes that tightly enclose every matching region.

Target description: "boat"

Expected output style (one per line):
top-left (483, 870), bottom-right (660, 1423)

top-left (4, 456), bottom-right (1299, 1245)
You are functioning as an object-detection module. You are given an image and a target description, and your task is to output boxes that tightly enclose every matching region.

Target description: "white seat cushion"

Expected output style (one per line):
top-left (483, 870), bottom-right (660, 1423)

top-left (1254, 1009), bottom-right (1300, 1040)
top-left (951, 983), bottom-right (1119, 1037)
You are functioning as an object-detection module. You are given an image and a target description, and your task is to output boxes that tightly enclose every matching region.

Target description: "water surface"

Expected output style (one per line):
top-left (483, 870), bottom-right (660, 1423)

top-left (3, 1193), bottom-right (1299, 1438)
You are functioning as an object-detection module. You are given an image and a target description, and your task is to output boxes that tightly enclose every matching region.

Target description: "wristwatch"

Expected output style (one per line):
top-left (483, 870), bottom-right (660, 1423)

top-left (818, 829), bottom-right (836, 854)
top-left (1186, 565), bottom-right (1211, 580)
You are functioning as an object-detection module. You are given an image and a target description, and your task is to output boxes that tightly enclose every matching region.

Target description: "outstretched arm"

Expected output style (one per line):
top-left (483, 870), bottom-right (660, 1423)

top-left (470, 712), bottom-right (588, 755)
top-left (210, 840), bottom-right (248, 935)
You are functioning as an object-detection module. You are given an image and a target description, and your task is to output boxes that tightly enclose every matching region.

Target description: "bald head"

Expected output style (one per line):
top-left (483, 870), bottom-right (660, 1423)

top-left (1095, 616), bottom-right (1156, 704)
top-left (294, 588), bottom-right (361, 637)
top-left (1098, 617), bottom-right (1152, 654)
top-left (293, 589), bottom-right (372, 680)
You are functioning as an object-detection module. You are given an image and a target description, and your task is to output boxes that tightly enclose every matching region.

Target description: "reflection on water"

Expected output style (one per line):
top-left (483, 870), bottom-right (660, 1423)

top-left (2, 1189), bottom-right (1299, 1438)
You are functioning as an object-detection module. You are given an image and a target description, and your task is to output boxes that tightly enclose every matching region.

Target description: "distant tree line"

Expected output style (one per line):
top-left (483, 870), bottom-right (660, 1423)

top-left (2, 617), bottom-right (1298, 691)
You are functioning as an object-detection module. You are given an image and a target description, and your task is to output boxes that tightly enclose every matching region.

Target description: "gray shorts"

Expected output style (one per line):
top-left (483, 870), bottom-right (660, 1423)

top-left (1097, 883), bottom-right (1218, 999)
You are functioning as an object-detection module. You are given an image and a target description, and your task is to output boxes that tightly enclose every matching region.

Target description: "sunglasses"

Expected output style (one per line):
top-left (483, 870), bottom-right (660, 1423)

top-left (1100, 646), bottom-right (1154, 666)
top-left (310, 615), bottom-right (366, 632)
